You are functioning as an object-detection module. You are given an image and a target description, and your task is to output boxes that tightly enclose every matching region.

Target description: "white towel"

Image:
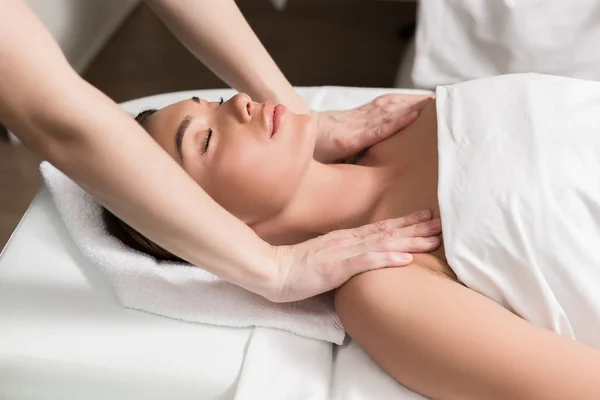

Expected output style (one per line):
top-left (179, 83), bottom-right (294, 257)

top-left (40, 162), bottom-right (345, 344)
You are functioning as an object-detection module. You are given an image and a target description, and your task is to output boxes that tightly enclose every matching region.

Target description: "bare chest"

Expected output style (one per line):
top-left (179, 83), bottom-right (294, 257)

top-left (359, 101), bottom-right (450, 270)
top-left (362, 101), bottom-right (441, 222)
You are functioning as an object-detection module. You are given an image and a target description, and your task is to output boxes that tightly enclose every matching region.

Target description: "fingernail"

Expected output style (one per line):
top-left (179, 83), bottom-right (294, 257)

top-left (428, 219), bottom-right (441, 229)
top-left (427, 237), bottom-right (440, 244)
top-left (408, 111), bottom-right (419, 119)
top-left (417, 210), bottom-right (431, 219)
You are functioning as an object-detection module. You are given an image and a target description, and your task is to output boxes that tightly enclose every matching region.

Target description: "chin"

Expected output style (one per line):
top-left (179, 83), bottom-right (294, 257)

top-left (294, 114), bottom-right (318, 157)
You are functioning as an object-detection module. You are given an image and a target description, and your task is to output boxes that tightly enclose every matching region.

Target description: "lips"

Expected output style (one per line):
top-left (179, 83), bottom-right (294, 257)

top-left (272, 104), bottom-right (286, 138)
top-left (263, 101), bottom-right (286, 138)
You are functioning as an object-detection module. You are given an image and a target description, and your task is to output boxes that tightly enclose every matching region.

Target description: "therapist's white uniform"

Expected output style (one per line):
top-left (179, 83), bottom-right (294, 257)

top-left (400, 0), bottom-right (600, 89)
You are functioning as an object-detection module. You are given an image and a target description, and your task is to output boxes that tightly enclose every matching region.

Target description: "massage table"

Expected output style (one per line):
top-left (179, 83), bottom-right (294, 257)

top-left (0, 87), bottom-right (430, 400)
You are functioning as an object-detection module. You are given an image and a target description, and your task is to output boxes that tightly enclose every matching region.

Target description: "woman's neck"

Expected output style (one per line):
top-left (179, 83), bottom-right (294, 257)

top-left (251, 161), bottom-right (388, 245)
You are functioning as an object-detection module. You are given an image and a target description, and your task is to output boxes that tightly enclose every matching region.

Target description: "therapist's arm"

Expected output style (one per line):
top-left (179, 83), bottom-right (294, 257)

top-left (0, 0), bottom-right (275, 295)
top-left (0, 0), bottom-right (441, 302)
top-left (145, 0), bottom-right (310, 114)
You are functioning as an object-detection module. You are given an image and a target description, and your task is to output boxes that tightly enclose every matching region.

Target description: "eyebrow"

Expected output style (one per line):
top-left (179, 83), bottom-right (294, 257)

top-left (175, 115), bottom-right (193, 163)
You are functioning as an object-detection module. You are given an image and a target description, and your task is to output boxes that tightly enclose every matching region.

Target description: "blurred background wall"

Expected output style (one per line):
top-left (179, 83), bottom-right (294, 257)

top-left (83, 0), bottom-right (417, 102)
top-left (26, 0), bottom-right (140, 73)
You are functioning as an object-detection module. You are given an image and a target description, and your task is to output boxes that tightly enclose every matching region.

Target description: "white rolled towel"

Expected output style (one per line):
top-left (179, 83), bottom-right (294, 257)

top-left (40, 161), bottom-right (345, 344)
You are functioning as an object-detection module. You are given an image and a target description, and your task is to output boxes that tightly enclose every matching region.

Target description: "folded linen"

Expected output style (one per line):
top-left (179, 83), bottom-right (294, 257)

top-left (40, 162), bottom-right (345, 344)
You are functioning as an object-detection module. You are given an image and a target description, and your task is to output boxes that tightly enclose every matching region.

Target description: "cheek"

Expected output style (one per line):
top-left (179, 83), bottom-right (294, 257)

top-left (208, 142), bottom-right (304, 221)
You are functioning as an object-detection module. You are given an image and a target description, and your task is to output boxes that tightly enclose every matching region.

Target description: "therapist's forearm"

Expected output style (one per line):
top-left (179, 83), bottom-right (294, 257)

top-left (0, 0), bottom-right (276, 296)
top-left (145, 0), bottom-right (310, 114)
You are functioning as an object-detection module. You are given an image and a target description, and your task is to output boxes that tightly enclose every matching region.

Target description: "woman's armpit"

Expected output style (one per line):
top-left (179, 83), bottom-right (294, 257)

top-left (410, 253), bottom-right (458, 282)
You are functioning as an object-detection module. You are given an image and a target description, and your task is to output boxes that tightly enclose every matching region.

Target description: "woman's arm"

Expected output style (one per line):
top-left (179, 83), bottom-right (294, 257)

top-left (145, 0), bottom-right (310, 114)
top-left (0, 0), bottom-right (441, 302)
top-left (335, 264), bottom-right (600, 399)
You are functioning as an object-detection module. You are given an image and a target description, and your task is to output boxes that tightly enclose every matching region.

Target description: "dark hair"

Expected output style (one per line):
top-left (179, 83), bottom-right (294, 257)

top-left (101, 109), bottom-right (184, 262)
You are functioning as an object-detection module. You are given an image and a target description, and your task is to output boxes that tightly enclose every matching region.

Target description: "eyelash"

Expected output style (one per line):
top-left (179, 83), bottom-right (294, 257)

top-left (201, 98), bottom-right (224, 154)
top-left (201, 129), bottom-right (212, 154)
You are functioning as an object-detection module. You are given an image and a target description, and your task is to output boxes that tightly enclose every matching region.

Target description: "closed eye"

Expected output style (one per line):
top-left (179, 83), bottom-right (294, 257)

top-left (201, 129), bottom-right (212, 154)
top-left (200, 98), bottom-right (224, 154)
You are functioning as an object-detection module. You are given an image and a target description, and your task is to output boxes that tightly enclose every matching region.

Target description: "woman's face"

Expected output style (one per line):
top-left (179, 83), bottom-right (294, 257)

top-left (143, 93), bottom-right (316, 224)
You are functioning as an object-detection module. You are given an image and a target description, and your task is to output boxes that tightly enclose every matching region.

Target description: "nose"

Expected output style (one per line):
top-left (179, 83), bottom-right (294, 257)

top-left (231, 93), bottom-right (253, 123)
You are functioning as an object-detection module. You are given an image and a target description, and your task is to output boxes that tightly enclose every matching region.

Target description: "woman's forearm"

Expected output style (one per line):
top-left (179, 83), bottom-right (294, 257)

top-left (145, 0), bottom-right (310, 114)
top-left (0, 0), bottom-right (276, 296)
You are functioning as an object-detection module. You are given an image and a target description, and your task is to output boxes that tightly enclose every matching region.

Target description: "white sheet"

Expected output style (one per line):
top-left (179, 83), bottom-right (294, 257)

top-left (331, 340), bottom-right (427, 400)
top-left (413, 0), bottom-right (600, 88)
top-left (437, 73), bottom-right (600, 346)
top-left (0, 188), bottom-right (251, 400)
top-left (0, 86), bottom-right (433, 400)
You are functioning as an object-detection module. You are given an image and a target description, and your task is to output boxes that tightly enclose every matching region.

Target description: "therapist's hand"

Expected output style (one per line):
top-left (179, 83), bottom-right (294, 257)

top-left (267, 210), bottom-right (442, 303)
top-left (313, 94), bottom-right (434, 163)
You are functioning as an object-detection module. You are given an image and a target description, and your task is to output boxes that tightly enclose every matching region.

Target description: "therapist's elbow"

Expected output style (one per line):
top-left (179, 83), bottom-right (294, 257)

top-left (11, 113), bottom-right (92, 168)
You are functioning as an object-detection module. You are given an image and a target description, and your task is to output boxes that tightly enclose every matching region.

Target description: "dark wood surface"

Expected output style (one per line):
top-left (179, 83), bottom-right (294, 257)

top-left (1, 0), bottom-right (416, 250)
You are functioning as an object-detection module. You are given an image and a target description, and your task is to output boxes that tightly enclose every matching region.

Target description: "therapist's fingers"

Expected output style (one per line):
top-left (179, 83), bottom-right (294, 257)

top-left (357, 93), bottom-right (433, 114)
top-left (358, 234), bottom-right (441, 255)
top-left (325, 234), bottom-right (440, 292)
top-left (367, 93), bottom-right (434, 112)
top-left (322, 213), bottom-right (441, 251)
top-left (270, 235), bottom-right (419, 303)
top-left (316, 210), bottom-right (441, 254)
top-left (343, 209), bottom-right (435, 238)
top-left (340, 94), bottom-right (434, 158)
top-left (333, 235), bottom-right (441, 289)
top-left (337, 222), bottom-right (442, 259)
top-left (361, 94), bottom-right (434, 132)
top-left (313, 94), bottom-right (434, 163)
top-left (338, 251), bottom-right (415, 281)
top-left (267, 212), bottom-right (443, 303)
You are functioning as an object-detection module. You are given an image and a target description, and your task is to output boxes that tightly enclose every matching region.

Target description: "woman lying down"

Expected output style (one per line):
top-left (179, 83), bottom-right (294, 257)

top-left (104, 73), bottom-right (600, 399)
